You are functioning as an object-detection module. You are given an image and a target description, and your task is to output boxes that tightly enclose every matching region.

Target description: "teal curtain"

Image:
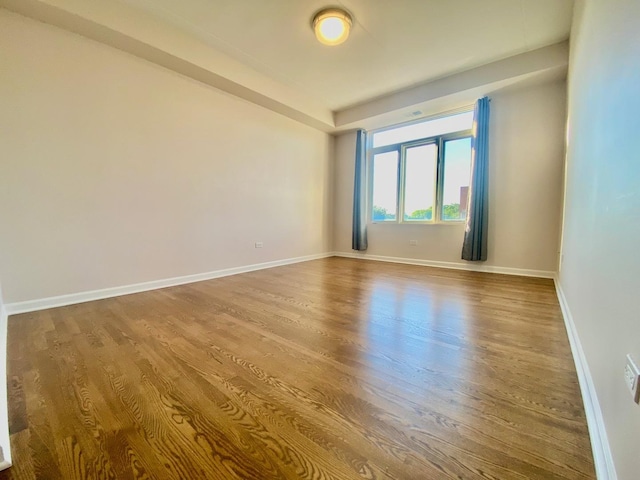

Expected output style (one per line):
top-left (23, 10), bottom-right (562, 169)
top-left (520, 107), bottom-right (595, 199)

top-left (462, 97), bottom-right (490, 261)
top-left (352, 129), bottom-right (368, 251)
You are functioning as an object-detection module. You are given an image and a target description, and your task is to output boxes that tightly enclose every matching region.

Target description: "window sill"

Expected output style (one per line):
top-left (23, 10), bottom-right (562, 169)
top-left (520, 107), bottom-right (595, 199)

top-left (370, 221), bottom-right (466, 226)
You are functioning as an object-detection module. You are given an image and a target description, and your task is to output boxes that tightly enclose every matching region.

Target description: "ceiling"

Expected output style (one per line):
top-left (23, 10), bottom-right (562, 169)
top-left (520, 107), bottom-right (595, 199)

top-left (115, 0), bottom-right (575, 111)
top-left (1, 0), bottom-right (574, 131)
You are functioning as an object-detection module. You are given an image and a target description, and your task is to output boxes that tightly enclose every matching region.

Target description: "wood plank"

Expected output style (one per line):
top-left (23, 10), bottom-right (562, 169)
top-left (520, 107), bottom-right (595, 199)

top-left (0, 258), bottom-right (595, 479)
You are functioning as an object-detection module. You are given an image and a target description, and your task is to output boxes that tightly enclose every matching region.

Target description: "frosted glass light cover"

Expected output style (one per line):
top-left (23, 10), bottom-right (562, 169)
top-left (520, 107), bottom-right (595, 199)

top-left (313, 9), bottom-right (352, 46)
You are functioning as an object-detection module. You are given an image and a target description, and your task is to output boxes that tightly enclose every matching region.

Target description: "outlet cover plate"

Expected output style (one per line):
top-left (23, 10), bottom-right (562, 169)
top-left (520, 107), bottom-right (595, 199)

top-left (624, 354), bottom-right (640, 404)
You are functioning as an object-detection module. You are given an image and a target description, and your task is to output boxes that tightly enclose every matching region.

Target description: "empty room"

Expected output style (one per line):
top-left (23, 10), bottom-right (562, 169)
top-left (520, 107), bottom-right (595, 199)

top-left (0, 0), bottom-right (638, 478)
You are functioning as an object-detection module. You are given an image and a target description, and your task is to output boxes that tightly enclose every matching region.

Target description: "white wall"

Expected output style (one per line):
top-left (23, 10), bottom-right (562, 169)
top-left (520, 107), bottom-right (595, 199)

top-left (0, 10), bottom-right (333, 304)
top-left (334, 80), bottom-right (567, 275)
top-left (560, 1), bottom-right (640, 478)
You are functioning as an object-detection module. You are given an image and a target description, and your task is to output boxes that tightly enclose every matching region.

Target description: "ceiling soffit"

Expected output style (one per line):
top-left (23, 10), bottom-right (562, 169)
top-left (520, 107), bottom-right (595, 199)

top-left (0, 0), bottom-right (570, 132)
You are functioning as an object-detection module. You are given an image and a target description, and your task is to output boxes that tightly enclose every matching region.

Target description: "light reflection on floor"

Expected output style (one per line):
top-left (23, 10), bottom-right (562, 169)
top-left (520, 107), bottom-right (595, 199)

top-left (360, 278), bottom-right (469, 399)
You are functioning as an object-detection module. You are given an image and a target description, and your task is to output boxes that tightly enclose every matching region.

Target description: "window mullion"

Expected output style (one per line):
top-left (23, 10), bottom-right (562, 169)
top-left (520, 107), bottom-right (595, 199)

top-left (366, 149), bottom-right (373, 224)
top-left (435, 137), bottom-right (444, 223)
top-left (397, 146), bottom-right (405, 224)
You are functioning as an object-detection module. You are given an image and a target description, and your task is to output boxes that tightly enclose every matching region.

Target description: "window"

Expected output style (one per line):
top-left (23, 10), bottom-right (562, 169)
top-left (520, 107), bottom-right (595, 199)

top-left (369, 111), bottom-right (473, 224)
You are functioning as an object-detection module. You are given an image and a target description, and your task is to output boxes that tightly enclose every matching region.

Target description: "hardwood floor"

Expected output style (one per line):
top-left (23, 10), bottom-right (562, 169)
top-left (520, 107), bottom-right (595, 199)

top-left (1, 258), bottom-right (595, 479)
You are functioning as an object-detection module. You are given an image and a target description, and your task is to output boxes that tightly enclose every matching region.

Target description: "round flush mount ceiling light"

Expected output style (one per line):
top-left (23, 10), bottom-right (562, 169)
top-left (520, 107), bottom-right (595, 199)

top-left (312, 8), bottom-right (353, 46)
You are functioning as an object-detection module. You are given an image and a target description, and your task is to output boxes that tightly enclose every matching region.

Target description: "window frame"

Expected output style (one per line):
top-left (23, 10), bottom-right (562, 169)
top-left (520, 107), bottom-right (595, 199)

top-left (368, 117), bottom-right (473, 225)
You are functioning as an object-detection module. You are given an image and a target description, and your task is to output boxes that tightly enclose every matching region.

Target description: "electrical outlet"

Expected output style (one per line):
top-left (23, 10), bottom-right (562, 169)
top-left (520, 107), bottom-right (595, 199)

top-left (255, 242), bottom-right (263, 248)
top-left (409, 240), bottom-right (418, 246)
top-left (624, 354), bottom-right (640, 404)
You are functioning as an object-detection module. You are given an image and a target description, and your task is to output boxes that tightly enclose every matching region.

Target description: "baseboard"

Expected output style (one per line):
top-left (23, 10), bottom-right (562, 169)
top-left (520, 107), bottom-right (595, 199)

top-left (5, 251), bottom-right (554, 315)
top-left (5, 252), bottom-right (333, 315)
top-left (554, 276), bottom-right (617, 480)
top-left (333, 251), bottom-right (555, 279)
top-left (0, 303), bottom-right (12, 470)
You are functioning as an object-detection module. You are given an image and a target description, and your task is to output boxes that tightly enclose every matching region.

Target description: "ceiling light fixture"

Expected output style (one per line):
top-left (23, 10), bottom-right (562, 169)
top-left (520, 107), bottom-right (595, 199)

top-left (312, 8), bottom-right (353, 46)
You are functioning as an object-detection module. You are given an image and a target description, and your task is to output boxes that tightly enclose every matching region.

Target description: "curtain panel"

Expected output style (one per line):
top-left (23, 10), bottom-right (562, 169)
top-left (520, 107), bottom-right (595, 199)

top-left (352, 129), bottom-right (368, 251)
top-left (462, 97), bottom-right (490, 261)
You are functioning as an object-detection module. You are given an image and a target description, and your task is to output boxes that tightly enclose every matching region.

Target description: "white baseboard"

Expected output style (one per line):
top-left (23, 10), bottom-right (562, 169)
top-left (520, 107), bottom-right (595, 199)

top-left (4, 251), bottom-right (553, 315)
top-left (5, 252), bottom-right (333, 315)
top-left (0, 303), bottom-right (11, 470)
top-left (333, 251), bottom-right (555, 279)
top-left (554, 276), bottom-right (617, 480)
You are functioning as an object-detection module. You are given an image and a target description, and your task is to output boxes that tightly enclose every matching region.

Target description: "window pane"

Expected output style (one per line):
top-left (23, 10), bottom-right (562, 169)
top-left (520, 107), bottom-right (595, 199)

top-left (442, 137), bottom-right (472, 222)
top-left (372, 151), bottom-right (398, 221)
top-left (404, 144), bottom-right (437, 221)
top-left (372, 111), bottom-right (473, 148)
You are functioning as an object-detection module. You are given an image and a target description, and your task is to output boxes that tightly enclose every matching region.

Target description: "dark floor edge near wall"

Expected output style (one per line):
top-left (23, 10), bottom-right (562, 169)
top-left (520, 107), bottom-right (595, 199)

top-left (0, 301), bottom-right (11, 471)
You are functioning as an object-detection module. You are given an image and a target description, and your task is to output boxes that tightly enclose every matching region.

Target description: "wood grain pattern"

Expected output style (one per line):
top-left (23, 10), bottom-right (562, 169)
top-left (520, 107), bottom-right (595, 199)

top-left (1, 258), bottom-right (595, 479)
